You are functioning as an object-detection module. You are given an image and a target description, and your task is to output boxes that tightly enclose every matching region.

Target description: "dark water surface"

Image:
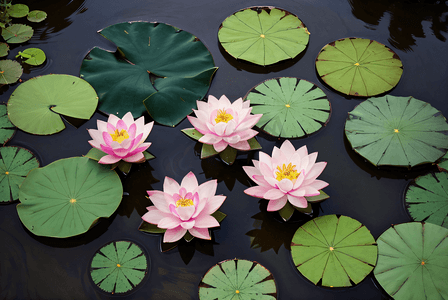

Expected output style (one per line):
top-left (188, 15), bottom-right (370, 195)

top-left (1, 0), bottom-right (447, 299)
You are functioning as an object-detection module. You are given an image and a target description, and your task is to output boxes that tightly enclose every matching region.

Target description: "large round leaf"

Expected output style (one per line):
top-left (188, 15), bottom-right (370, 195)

top-left (7, 74), bottom-right (98, 135)
top-left (90, 240), bottom-right (148, 294)
top-left (80, 22), bottom-right (217, 126)
top-left (374, 222), bottom-right (448, 300)
top-left (0, 146), bottom-right (39, 203)
top-left (244, 77), bottom-right (330, 138)
top-left (291, 214), bottom-right (377, 287)
top-left (199, 258), bottom-right (277, 299)
top-left (7, 4), bottom-right (29, 18)
top-left (17, 157), bottom-right (123, 238)
top-left (218, 7), bottom-right (309, 66)
top-left (345, 95), bottom-right (448, 167)
top-left (0, 104), bottom-right (15, 145)
top-left (405, 172), bottom-right (448, 228)
top-left (316, 38), bottom-right (403, 96)
top-left (27, 10), bottom-right (47, 23)
top-left (1, 24), bottom-right (33, 43)
top-left (0, 59), bottom-right (22, 85)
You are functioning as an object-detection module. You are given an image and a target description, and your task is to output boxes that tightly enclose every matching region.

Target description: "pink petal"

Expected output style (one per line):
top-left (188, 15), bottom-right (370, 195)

top-left (98, 155), bottom-right (121, 164)
top-left (147, 190), bottom-right (171, 213)
top-left (176, 205), bottom-right (195, 221)
top-left (265, 176), bottom-right (280, 188)
top-left (97, 120), bottom-right (108, 133)
top-left (197, 100), bottom-right (208, 112)
top-left (134, 116), bottom-right (145, 133)
top-left (141, 122), bottom-right (154, 141)
top-left (107, 114), bottom-right (120, 126)
top-left (127, 123), bottom-right (137, 139)
top-left (235, 129), bottom-right (258, 141)
top-left (218, 95), bottom-right (231, 107)
top-left (180, 220), bottom-right (195, 229)
top-left (287, 194), bottom-right (308, 208)
top-left (163, 227), bottom-right (187, 243)
top-left (304, 186), bottom-right (320, 196)
top-left (214, 122), bottom-right (226, 136)
top-left (305, 152), bottom-right (318, 174)
top-left (199, 134), bottom-right (221, 145)
top-left (192, 197), bottom-right (207, 218)
top-left (252, 175), bottom-right (270, 187)
top-left (142, 206), bottom-right (172, 224)
top-left (187, 116), bottom-right (208, 134)
top-left (229, 140), bottom-right (250, 151)
top-left (293, 172), bottom-right (305, 189)
top-left (112, 147), bottom-right (129, 158)
top-left (188, 227), bottom-right (210, 240)
top-left (213, 140), bottom-right (228, 152)
top-left (164, 177), bottom-right (180, 196)
top-left (296, 145), bottom-right (308, 158)
top-left (279, 140), bottom-right (296, 159)
top-left (302, 162), bottom-right (327, 185)
top-left (208, 95), bottom-right (219, 106)
top-left (289, 189), bottom-right (306, 197)
top-left (158, 215), bottom-right (182, 229)
top-left (88, 129), bottom-right (104, 144)
top-left (264, 188), bottom-right (286, 200)
top-left (122, 112), bottom-right (135, 127)
top-left (181, 172), bottom-right (198, 192)
top-left (194, 214), bottom-right (220, 228)
top-left (244, 186), bottom-right (270, 198)
top-left (242, 99), bottom-right (250, 109)
top-left (231, 98), bottom-right (243, 111)
top-left (107, 122), bottom-right (115, 134)
top-left (223, 135), bottom-right (241, 144)
top-left (123, 152), bottom-right (145, 163)
top-left (277, 179), bottom-right (293, 193)
top-left (196, 180), bottom-right (217, 202)
top-left (258, 152), bottom-right (273, 169)
top-left (116, 119), bottom-right (127, 131)
top-left (258, 161), bottom-right (274, 178)
top-left (224, 121), bottom-right (236, 136)
top-left (307, 179), bottom-right (329, 191)
top-left (267, 196), bottom-right (288, 211)
top-left (127, 142), bottom-right (151, 156)
top-left (100, 144), bottom-right (114, 156)
top-left (235, 114), bottom-right (261, 132)
top-left (88, 140), bottom-right (102, 150)
top-left (201, 195), bottom-right (226, 215)
top-left (242, 166), bottom-right (262, 182)
top-left (102, 131), bottom-right (113, 146)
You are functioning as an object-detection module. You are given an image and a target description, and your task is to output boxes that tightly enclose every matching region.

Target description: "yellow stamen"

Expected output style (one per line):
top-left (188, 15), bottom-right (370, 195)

top-left (70, 199), bottom-right (76, 203)
top-left (117, 264), bottom-right (121, 267)
top-left (176, 197), bottom-right (194, 207)
top-left (5, 171), bottom-right (9, 175)
top-left (260, 34), bottom-right (265, 38)
top-left (421, 261), bottom-right (425, 265)
top-left (285, 104), bottom-right (291, 108)
top-left (215, 109), bottom-right (234, 124)
top-left (354, 62), bottom-right (360, 66)
top-left (235, 290), bottom-right (240, 294)
top-left (394, 129), bottom-right (399, 133)
top-left (110, 129), bottom-right (129, 143)
top-left (275, 163), bottom-right (300, 181)
top-left (329, 247), bottom-right (334, 251)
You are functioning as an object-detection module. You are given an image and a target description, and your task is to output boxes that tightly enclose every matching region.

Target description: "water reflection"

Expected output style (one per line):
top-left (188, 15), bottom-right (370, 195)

top-left (349, 0), bottom-right (448, 51)
top-left (150, 267), bottom-right (199, 300)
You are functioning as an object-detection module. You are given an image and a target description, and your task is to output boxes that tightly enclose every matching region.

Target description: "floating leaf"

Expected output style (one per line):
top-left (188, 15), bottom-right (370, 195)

top-left (90, 240), bottom-right (148, 294)
top-left (85, 148), bottom-right (153, 173)
top-left (374, 222), bottom-right (448, 300)
top-left (211, 210), bottom-right (227, 223)
top-left (17, 157), bottom-right (123, 238)
top-left (305, 190), bottom-right (329, 203)
top-left (16, 48), bottom-right (46, 66)
top-left (8, 74), bottom-right (98, 135)
top-left (291, 214), bottom-right (377, 287)
top-left (0, 42), bottom-right (9, 57)
top-left (7, 4), bottom-right (29, 18)
top-left (1, 24), bottom-right (33, 43)
top-left (316, 38), bottom-right (403, 96)
top-left (199, 258), bottom-right (277, 299)
top-left (219, 146), bottom-right (237, 165)
top-left (0, 59), bottom-right (22, 85)
top-left (139, 221), bottom-right (167, 234)
top-left (438, 152), bottom-right (448, 171)
top-left (27, 10), bottom-right (47, 23)
top-left (345, 95), bottom-right (448, 167)
top-left (80, 22), bottom-right (217, 126)
top-left (0, 146), bottom-right (39, 203)
top-left (181, 128), bottom-right (204, 141)
top-left (218, 7), bottom-right (309, 66)
top-left (245, 77), bottom-right (330, 138)
top-left (0, 104), bottom-right (15, 145)
top-left (278, 202), bottom-right (295, 221)
top-left (405, 172), bottom-right (448, 228)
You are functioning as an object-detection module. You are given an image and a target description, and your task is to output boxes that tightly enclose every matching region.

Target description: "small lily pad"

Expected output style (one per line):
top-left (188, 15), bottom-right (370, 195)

top-left (1, 24), bottom-right (33, 43)
top-left (245, 77), bottom-right (331, 138)
top-left (316, 38), bottom-right (403, 96)
top-left (0, 42), bottom-right (9, 57)
top-left (199, 258), bottom-right (277, 299)
top-left (291, 215), bottom-right (377, 287)
top-left (16, 48), bottom-right (46, 66)
top-left (90, 240), bottom-right (148, 294)
top-left (218, 7), bottom-right (309, 66)
top-left (0, 59), bottom-right (22, 85)
top-left (0, 146), bottom-right (39, 203)
top-left (27, 10), bottom-right (47, 23)
top-left (7, 4), bottom-right (29, 18)
top-left (0, 104), bottom-right (15, 145)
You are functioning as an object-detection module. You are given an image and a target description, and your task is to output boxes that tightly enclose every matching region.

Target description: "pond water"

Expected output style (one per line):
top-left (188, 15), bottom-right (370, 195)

top-left (1, 0), bottom-right (447, 299)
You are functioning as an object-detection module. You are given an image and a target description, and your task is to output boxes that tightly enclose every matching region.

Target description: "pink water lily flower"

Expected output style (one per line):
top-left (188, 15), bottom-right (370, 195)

top-left (187, 95), bottom-right (262, 152)
top-left (243, 140), bottom-right (328, 211)
top-left (87, 112), bottom-right (153, 164)
top-left (142, 172), bottom-right (226, 243)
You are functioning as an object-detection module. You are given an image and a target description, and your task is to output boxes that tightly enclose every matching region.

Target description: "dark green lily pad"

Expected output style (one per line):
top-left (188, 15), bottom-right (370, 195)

top-left (0, 59), bottom-right (22, 85)
top-left (16, 48), bottom-right (46, 66)
top-left (7, 4), bottom-right (29, 18)
top-left (316, 38), bottom-right (403, 96)
top-left (80, 22), bottom-right (217, 126)
top-left (345, 95), bottom-right (448, 167)
top-left (218, 7), bottom-right (309, 66)
top-left (90, 240), bottom-right (148, 294)
top-left (374, 222), bottom-right (448, 300)
top-left (199, 258), bottom-right (277, 299)
top-left (0, 104), bottom-right (15, 145)
top-left (405, 172), bottom-right (448, 228)
top-left (27, 10), bottom-right (47, 23)
top-left (0, 146), bottom-right (39, 203)
top-left (17, 157), bottom-right (123, 238)
top-left (8, 74), bottom-right (98, 135)
top-left (244, 77), bottom-right (331, 138)
top-left (291, 215), bottom-right (377, 287)
top-left (1, 24), bottom-right (33, 43)
top-left (278, 190), bottom-right (329, 221)
top-left (0, 42), bottom-right (9, 57)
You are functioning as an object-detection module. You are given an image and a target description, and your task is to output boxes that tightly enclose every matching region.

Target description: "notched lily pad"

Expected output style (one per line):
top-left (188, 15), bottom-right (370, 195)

top-left (0, 104), bottom-right (15, 145)
top-left (0, 59), bottom-right (22, 85)
top-left (218, 7), bottom-right (310, 66)
top-left (316, 37), bottom-right (403, 96)
top-left (16, 48), bottom-right (46, 66)
top-left (27, 10), bottom-right (47, 23)
top-left (0, 42), bottom-right (9, 57)
top-left (1, 24), bottom-right (33, 43)
top-left (345, 95), bottom-right (448, 167)
top-left (7, 4), bottom-right (29, 18)
top-left (245, 77), bottom-right (331, 138)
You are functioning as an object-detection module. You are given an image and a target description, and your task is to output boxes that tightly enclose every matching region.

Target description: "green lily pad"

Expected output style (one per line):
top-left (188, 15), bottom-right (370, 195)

top-left (316, 37), bottom-right (403, 96)
top-left (7, 4), bottom-right (29, 18)
top-left (17, 157), bottom-right (123, 238)
top-left (0, 104), bottom-right (15, 145)
top-left (0, 146), bottom-right (39, 203)
top-left (244, 77), bottom-right (331, 138)
top-left (0, 59), bottom-right (22, 85)
top-left (405, 172), bottom-right (448, 228)
top-left (16, 48), bottom-right (46, 66)
top-left (80, 22), bottom-right (217, 126)
top-left (278, 190), bottom-right (329, 221)
top-left (199, 258), bottom-right (277, 299)
top-left (438, 152), bottom-right (448, 171)
top-left (345, 95), bottom-right (448, 167)
top-left (90, 240), bottom-right (148, 294)
top-left (218, 7), bottom-right (309, 66)
top-left (8, 74), bottom-right (98, 135)
top-left (27, 10), bottom-right (47, 23)
top-left (0, 42), bottom-right (9, 57)
top-left (291, 214), bottom-right (377, 287)
top-left (1, 24), bottom-right (33, 43)
top-left (374, 222), bottom-right (448, 300)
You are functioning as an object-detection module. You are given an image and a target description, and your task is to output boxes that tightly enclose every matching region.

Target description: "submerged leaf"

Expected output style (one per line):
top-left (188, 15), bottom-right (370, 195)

top-left (27, 10), bottom-right (47, 23)
top-left (1, 24), bottom-right (33, 43)
top-left (0, 59), bottom-right (22, 85)
top-left (0, 104), bottom-right (15, 145)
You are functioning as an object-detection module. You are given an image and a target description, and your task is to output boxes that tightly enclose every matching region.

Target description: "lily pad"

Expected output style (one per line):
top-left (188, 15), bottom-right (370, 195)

top-left (0, 42), bottom-right (9, 57)
top-left (90, 240), bottom-right (148, 294)
top-left (405, 172), bottom-right (448, 228)
top-left (278, 190), bottom-right (329, 221)
top-left (27, 10), bottom-right (47, 23)
top-left (8, 74), bottom-right (98, 135)
top-left (1, 24), bottom-right (33, 43)
top-left (7, 4), bottom-right (29, 18)
top-left (291, 214), bottom-right (377, 287)
top-left (16, 48), bottom-right (46, 66)
top-left (17, 157), bottom-right (123, 238)
top-left (0, 59), bottom-right (22, 85)
top-left (0, 104), bottom-right (15, 145)
top-left (0, 146), bottom-right (39, 203)
top-left (245, 77), bottom-right (331, 138)
top-left (438, 152), bottom-right (448, 171)
top-left (80, 22), bottom-right (217, 126)
top-left (199, 258), bottom-right (277, 299)
top-left (316, 37), bottom-right (403, 96)
top-left (345, 95), bottom-right (448, 167)
top-left (374, 222), bottom-right (448, 300)
top-left (218, 7), bottom-right (309, 66)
